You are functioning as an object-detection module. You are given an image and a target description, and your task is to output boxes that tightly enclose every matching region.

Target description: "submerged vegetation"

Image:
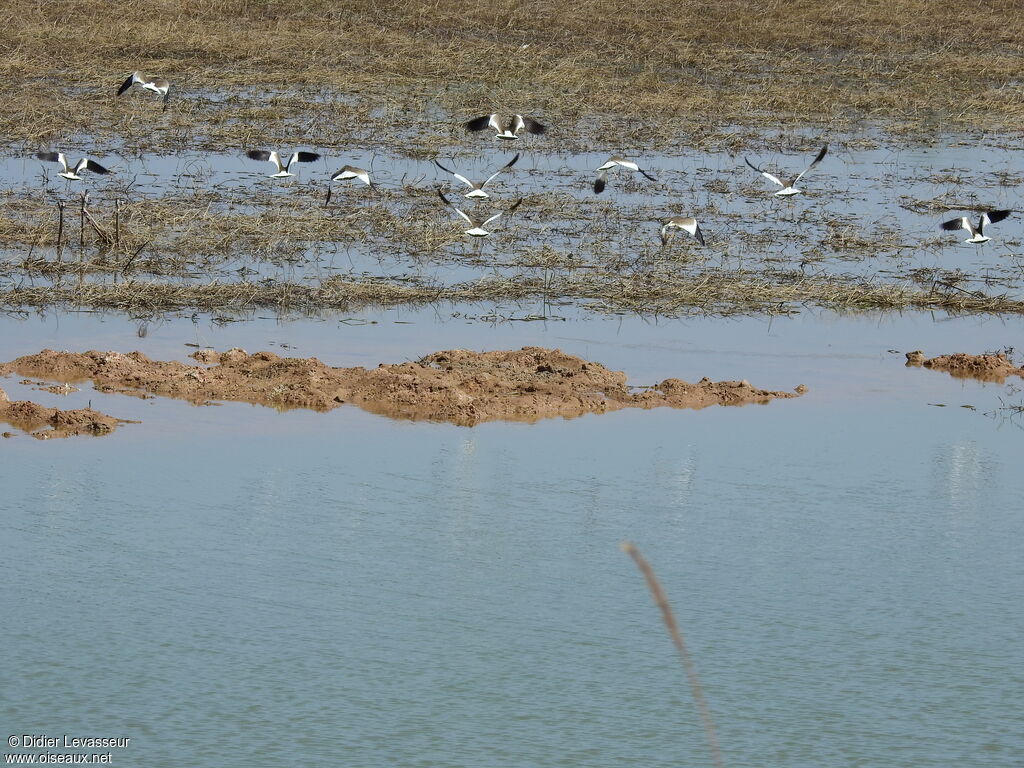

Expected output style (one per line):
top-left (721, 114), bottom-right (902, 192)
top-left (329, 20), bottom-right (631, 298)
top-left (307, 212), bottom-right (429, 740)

top-left (1, 1), bottom-right (1023, 318)
top-left (4, 267), bottom-right (1024, 318)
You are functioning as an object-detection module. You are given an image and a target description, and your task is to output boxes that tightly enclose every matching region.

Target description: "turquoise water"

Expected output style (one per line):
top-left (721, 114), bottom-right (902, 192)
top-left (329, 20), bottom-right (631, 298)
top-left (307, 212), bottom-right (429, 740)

top-left (2, 309), bottom-right (1023, 767)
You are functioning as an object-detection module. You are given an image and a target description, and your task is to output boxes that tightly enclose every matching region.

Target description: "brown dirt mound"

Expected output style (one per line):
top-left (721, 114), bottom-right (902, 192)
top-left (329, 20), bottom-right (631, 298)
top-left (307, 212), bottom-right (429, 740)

top-left (0, 386), bottom-right (130, 440)
top-left (1, 347), bottom-right (804, 427)
top-left (905, 351), bottom-right (1024, 382)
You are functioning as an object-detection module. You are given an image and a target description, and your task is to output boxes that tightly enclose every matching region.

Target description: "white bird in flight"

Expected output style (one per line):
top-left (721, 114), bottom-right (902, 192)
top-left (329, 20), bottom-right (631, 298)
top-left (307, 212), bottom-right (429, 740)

top-left (745, 144), bottom-right (828, 196)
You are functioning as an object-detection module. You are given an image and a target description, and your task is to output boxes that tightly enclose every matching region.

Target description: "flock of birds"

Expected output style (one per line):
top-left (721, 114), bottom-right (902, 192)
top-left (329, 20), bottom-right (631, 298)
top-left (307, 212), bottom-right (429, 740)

top-left (29, 72), bottom-right (1018, 250)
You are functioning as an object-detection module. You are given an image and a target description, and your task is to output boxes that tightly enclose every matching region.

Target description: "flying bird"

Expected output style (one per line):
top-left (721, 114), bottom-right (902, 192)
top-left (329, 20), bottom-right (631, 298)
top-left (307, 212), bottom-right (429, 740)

top-left (940, 210), bottom-right (1013, 244)
top-left (433, 153), bottom-right (520, 199)
top-left (594, 157), bottom-right (657, 194)
top-left (246, 150), bottom-right (321, 178)
top-left (438, 190), bottom-right (522, 238)
top-left (117, 72), bottom-right (171, 110)
top-left (325, 165), bottom-right (374, 206)
top-left (660, 216), bottom-right (705, 246)
top-left (34, 152), bottom-right (112, 181)
top-left (744, 144), bottom-right (828, 196)
top-left (464, 114), bottom-right (545, 141)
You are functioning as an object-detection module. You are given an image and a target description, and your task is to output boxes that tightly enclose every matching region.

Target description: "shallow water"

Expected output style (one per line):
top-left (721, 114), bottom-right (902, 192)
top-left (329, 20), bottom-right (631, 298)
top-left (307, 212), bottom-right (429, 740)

top-left (2, 308), bottom-right (1023, 767)
top-left (4, 132), bottom-right (1024, 297)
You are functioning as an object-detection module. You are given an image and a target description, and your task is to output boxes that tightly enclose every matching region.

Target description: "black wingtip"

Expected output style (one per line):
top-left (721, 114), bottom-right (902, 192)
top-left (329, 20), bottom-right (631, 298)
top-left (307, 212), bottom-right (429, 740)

top-left (939, 217), bottom-right (963, 231)
top-left (433, 158), bottom-right (454, 175)
top-left (116, 76), bottom-right (133, 96)
top-left (593, 176), bottom-right (606, 194)
top-left (464, 115), bottom-right (490, 132)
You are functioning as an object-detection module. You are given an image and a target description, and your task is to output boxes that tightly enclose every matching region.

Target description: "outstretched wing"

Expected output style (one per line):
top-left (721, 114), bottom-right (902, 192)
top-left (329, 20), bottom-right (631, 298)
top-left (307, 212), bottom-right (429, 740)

top-left (34, 151), bottom-right (61, 163)
top-left (464, 115), bottom-right (492, 132)
top-left (434, 159), bottom-right (474, 189)
top-left (84, 159), bottom-right (112, 175)
top-left (438, 190), bottom-right (473, 225)
top-left (745, 157), bottom-right (783, 188)
top-left (638, 167), bottom-right (657, 183)
top-left (483, 153), bottom-right (520, 186)
top-left (349, 167), bottom-right (372, 186)
top-left (116, 74), bottom-right (136, 96)
top-left (983, 209), bottom-right (1013, 228)
top-left (594, 171), bottom-right (607, 194)
top-left (793, 144), bottom-right (828, 185)
top-left (246, 150), bottom-right (273, 163)
top-left (940, 216), bottom-right (972, 233)
top-left (521, 116), bottom-right (545, 135)
top-left (291, 151), bottom-right (321, 166)
top-left (482, 198), bottom-right (523, 228)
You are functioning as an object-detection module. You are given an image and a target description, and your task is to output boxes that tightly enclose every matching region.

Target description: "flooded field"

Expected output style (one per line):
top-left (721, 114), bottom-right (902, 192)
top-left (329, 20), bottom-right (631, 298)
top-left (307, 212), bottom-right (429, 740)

top-left (3, 133), bottom-right (1024, 316)
top-left (3, 1), bottom-right (1024, 766)
top-left (3, 308), bottom-right (1024, 767)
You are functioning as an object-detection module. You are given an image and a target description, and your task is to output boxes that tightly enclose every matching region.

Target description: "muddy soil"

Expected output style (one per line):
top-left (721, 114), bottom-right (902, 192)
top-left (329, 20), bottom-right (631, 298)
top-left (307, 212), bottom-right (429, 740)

top-left (1, 347), bottom-right (804, 427)
top-left (905, 351), bottom-right (1024, 383)
top-left (0, 386), bottom-right (129, 440)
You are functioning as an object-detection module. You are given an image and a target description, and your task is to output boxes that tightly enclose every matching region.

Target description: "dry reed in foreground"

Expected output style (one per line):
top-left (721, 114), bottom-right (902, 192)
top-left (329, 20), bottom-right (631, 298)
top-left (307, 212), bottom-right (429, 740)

top-left (622, 542), bottom-right (724, 768)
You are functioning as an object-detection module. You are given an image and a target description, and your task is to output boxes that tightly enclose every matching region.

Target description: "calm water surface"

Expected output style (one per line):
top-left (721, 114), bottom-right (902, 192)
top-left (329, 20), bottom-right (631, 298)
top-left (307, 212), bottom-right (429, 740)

top-left (1, 309), bottom-right (1023, 767)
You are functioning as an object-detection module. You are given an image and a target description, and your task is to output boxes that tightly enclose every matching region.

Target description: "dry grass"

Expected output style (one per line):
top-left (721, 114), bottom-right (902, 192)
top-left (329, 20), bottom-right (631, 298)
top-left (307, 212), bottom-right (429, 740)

top-left (4, 267), bottom-right (1023, 317)
top-left (2, 0), bottom-right (1023, 151)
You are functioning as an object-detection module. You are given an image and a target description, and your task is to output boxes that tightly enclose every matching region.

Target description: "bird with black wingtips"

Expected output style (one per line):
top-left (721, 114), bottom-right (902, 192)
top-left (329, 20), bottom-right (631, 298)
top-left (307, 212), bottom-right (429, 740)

top-left (464, 114), bottom-right (545, 140)
top-left (594, 157), bottom-right (657, 194)
top-left (940, 210), bottom-right (1013, 244)
top-left (325, 166), bottom-right (374, 206)
top-left (744, 144), bottom-right (828, 197)
top-left (433, 153), bottom-right (520, 199)
top-left (438, 190), bottom-right (523, 238)
top-left (35, 152), bottom-right (113, 181)
top-left (117, 72), bottom-right (171, 111)
top-left (246, 150), bottom-right (321, 178)
top-left (660, 216), bottom-right (705, 247)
